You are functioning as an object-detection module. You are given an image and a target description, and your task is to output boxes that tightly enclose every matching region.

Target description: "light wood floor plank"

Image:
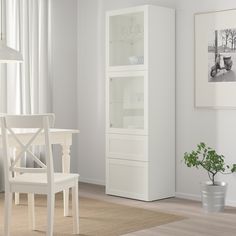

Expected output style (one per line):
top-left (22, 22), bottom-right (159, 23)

top-left (79, 182), bottom-right (236, 236)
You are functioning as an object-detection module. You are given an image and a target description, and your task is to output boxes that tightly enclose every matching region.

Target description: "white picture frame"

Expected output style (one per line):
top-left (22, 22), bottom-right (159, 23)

top-left (195, 9), bottom-right (236, 108)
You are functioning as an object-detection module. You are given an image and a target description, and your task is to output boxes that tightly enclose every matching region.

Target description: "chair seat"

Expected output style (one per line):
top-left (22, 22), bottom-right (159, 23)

top-left (10, 173), bottom-right (79, 194)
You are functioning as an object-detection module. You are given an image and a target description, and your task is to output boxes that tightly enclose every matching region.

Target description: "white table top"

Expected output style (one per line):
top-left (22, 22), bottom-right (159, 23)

top-left (0, 128), bottom-right (80, 135)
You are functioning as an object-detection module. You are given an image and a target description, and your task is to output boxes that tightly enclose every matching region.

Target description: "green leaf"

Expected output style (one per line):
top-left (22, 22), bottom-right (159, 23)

top-left (231, 164), bottom-right (236, 173)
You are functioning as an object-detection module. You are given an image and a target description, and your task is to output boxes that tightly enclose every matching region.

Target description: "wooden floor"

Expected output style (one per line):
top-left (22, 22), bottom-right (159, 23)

top-left (80, 183), bottom-right (236, 236)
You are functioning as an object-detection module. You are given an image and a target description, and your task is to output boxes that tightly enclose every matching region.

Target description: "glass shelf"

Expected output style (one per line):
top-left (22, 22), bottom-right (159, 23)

top-left (109, 12), bottom-right (144, 67)
top-left (109, 76), bottom-right (144, 129)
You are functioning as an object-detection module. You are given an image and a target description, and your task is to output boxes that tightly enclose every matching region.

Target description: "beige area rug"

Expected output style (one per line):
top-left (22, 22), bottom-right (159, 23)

top-left (0, 193), bottom-right (184, 236)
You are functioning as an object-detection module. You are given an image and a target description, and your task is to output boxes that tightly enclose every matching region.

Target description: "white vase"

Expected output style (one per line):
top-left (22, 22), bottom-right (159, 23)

top-left (201, 181), bottom-right (227, 213)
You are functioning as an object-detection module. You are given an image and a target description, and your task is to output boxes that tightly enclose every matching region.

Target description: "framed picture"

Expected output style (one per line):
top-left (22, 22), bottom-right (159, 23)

top-left (195, 9), bottom-right (236, 108)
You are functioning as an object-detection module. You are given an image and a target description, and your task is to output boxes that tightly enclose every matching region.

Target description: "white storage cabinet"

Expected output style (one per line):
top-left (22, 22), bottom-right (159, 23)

top-left (106, 5), bottom-right (175, 201)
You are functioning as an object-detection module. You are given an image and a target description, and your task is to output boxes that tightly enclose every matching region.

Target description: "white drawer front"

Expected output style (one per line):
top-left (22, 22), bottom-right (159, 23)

top-left (106, 134), bottom-right (148, 161)
top-left (106, 159), bottom-right (148, 200)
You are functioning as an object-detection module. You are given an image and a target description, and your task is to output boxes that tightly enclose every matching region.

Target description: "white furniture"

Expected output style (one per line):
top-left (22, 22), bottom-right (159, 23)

top-left (1, 115), bottom-right (79, 236)
top-left (105, 5), bottom-right (175, 201)
top-left (10, 128), bottom-right (80, 217)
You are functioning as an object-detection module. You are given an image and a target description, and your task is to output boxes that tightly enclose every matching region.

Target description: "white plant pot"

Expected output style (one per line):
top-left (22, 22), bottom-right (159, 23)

top-left (201, 181), bottom-right (227, 213)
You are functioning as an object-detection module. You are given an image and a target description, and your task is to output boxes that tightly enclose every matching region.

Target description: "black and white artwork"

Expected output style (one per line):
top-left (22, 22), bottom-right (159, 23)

top-left (208, 28), bottom-right (236, 82)
top-left (195, 9), bottom-right (236, 108)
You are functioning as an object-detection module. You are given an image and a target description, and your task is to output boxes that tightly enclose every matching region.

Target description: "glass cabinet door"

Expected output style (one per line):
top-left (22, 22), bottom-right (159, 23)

top-left (109, 11), bottom-right (144, 67)
top-left (109, 75), bottom-right (144, 130)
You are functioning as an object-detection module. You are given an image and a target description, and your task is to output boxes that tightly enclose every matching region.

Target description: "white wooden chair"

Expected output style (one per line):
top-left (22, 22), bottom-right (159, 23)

top-left (1, 115), bottom-right (79, 236)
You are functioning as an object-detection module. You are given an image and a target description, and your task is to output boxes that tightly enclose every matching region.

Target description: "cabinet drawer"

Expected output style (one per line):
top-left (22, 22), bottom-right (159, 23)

top-left (106, 134), bottom-right (148, 161)
top-left (106, 159), bottom-right (148, 200)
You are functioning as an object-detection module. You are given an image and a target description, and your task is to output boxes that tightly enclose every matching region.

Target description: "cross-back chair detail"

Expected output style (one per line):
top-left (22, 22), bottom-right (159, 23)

top-left (9, 127), bottom-right (46, 173)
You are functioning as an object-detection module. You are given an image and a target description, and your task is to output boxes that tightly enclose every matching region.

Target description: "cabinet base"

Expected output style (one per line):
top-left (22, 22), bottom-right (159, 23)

top-left (106, 188), bottom-right (175, 202)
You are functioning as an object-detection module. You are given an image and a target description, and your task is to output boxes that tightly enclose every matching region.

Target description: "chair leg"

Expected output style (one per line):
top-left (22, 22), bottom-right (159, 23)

top-left (47, 193), bottom-right (55, 236)
top-left (15, 192), bottom-right (20, 205)
top-left (72, 182), bottom-right (79, 234)
top-left (28, 193), bottom-right (35, 230)
top-left (63, 188), bottom-right (69, 216)
top-left (4, 192), bottom-right (12, 236)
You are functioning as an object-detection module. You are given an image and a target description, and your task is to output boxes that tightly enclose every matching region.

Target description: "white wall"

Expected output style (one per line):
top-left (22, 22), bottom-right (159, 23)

top-left (176, 0), bottom-right (236, 206)
top-left (51, 0), bottom-right (78, 172)
top-left (77, 0), bottom-right (105, 184)
top-left (77, 0), bottom-right (177, 185)
top-left (56, 0), bottom-right (236, 206)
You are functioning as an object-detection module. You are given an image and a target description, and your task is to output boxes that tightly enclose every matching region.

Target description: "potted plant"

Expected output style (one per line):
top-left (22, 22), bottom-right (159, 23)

top-left (184, 142), bottom-right (236, 212)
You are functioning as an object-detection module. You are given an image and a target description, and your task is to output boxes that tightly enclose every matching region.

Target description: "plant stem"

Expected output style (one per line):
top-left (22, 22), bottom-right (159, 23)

top-left (212, 174), bottom-right (215, 185)
top-left (207, 171), bottom-right (213, 183)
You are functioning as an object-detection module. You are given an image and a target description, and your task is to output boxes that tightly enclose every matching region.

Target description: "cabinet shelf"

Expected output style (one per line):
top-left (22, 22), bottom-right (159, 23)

top-left (107, 65), bottom-right (146, 72)
top-left (109, 37), bottom-right (144, 44)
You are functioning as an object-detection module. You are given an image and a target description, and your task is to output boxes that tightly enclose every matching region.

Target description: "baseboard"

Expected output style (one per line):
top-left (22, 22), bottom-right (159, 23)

top-left (175, 192), bottom-right (201, 201)
top-left (225, 200), bottom-right (236, 207)
top-left (79, 177), bottom-right (105, 186)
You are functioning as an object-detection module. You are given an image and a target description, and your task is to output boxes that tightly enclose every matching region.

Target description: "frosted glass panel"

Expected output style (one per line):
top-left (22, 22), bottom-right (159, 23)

top-left (109, 76), bottom-right (144, 129)
top-left (109, 12), bottom-right (144, 66)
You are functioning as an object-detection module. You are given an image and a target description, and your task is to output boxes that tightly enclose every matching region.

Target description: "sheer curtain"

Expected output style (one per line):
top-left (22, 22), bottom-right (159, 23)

top-left (0, 0), bottom-right (52, 191)
top-left (0, 0), bottom-right (52, 114)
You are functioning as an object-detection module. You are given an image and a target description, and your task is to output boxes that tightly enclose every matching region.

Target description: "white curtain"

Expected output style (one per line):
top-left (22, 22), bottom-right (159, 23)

top-left (0, 0), bottom-right (52, 114)
top-left (0, 0), bottom-right (52, 191)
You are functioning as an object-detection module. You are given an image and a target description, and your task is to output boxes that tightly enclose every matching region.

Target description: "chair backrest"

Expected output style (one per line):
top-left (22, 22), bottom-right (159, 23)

top-left (1, 114), bottom-right (55, 191)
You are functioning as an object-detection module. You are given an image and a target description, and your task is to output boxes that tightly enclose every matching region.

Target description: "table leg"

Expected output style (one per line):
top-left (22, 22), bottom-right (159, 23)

top-left (62, 144), bottom-right (71, 217)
